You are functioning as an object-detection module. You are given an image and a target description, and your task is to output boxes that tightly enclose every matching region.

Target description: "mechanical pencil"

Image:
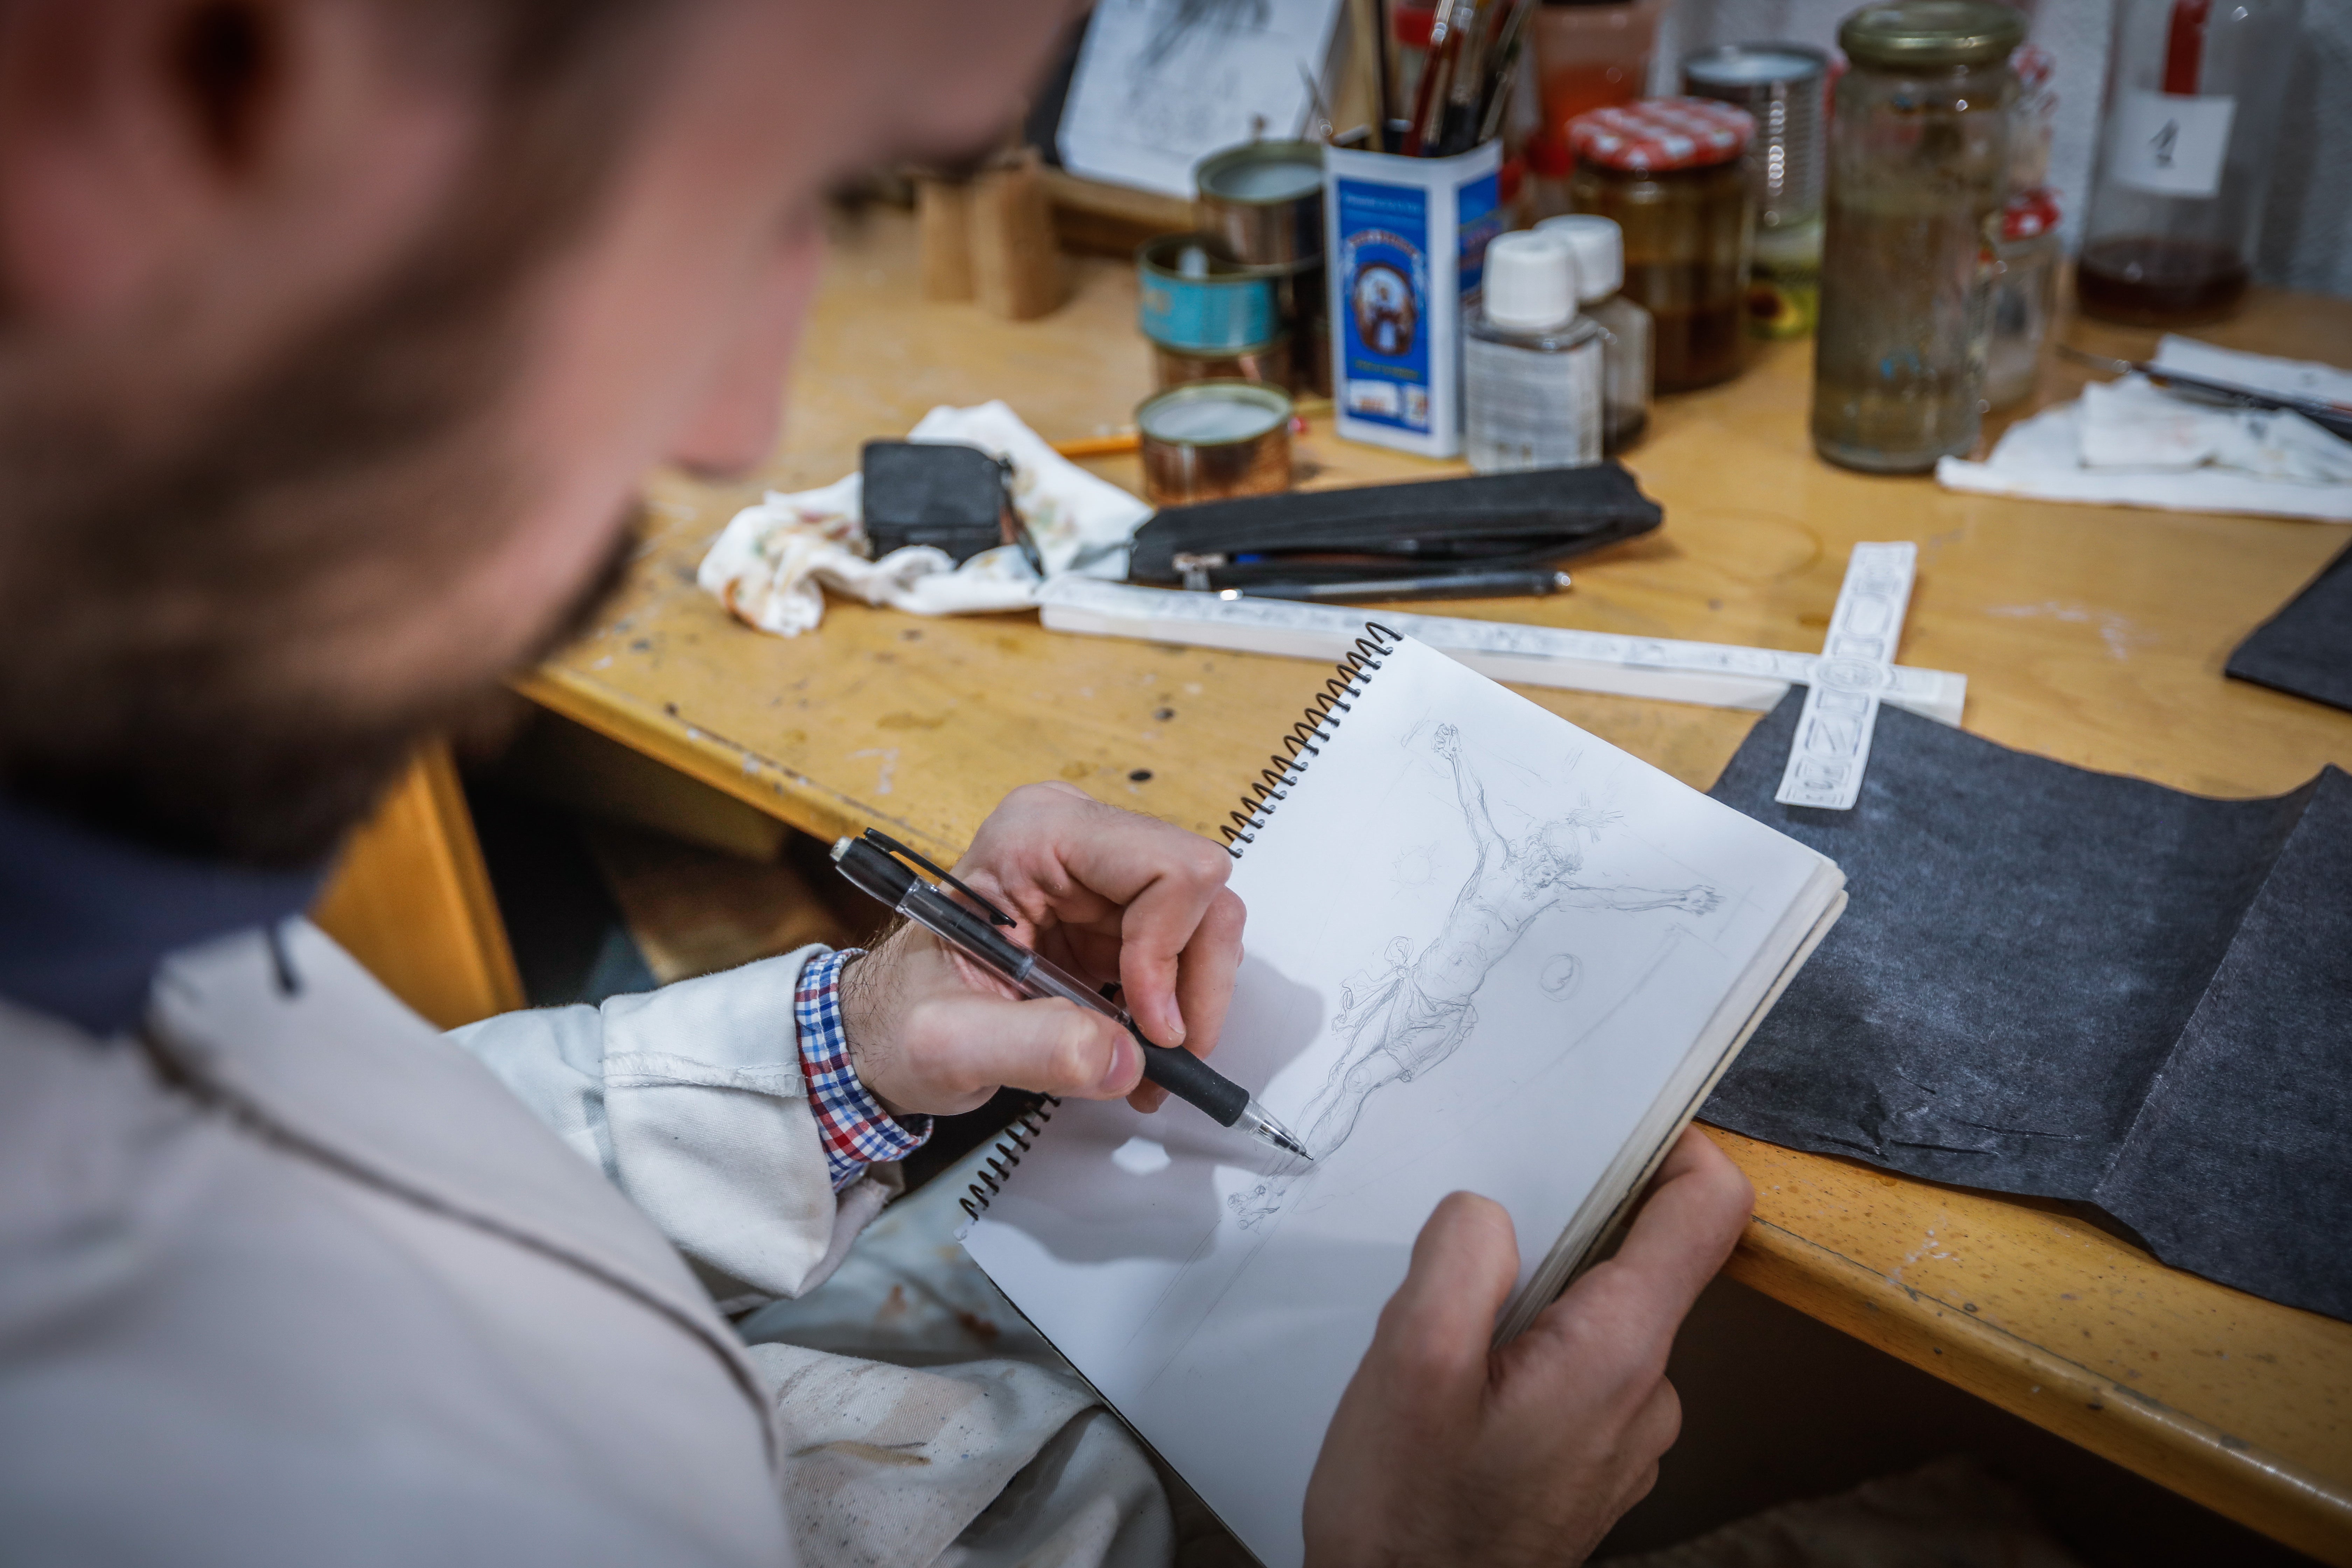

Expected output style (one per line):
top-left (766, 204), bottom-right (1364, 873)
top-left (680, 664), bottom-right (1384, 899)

top-left (830, 830), bottom-right (1313, 1161)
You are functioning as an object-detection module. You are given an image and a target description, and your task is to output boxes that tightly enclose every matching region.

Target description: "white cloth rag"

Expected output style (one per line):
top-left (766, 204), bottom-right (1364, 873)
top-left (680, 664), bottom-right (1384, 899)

top-left (1937, 337), bottom-right (2352, 523)
top-left (699, 401), bottom-right (1153, 637)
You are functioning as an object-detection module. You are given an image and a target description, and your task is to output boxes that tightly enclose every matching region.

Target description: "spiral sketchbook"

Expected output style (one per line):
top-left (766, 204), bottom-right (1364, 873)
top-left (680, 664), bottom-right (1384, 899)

top-left (958, 630), bottom-right (1845, 1568)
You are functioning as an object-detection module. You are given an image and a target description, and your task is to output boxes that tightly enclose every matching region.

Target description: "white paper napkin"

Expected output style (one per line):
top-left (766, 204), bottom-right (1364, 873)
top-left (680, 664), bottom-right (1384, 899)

top-left (698, 402), bottom-right (1152, 638)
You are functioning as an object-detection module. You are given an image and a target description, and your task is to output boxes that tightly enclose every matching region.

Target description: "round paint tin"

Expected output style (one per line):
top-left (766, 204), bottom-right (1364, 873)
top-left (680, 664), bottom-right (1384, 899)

top-left (1151, 334), bottom-right (1293, 393)
top-left (1137, 234), bottom-right (1279, 356)
top-left (1136, 379), bottom-right (1294, 509)
top-left (1196, 139), bottom-right (1326, 269)
top-left (1196, 140), bottom-right (1331, 394)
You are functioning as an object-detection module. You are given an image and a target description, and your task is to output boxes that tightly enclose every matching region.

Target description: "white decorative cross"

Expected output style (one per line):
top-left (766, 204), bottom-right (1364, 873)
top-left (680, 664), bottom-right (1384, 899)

top-left (1774, 541), bottom-right (1918, 811)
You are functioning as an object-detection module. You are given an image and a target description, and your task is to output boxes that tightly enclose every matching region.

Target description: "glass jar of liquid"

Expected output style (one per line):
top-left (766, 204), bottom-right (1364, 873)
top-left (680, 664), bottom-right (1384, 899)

top-left (1565, 98), bottom-right (1755, 393)
top-left (1811, 1), bottom-right (2019, 474)
top-left (1984, 188), bottom-right (2061, 410)
top-left (2076, 0), bottom-right (2304, 327)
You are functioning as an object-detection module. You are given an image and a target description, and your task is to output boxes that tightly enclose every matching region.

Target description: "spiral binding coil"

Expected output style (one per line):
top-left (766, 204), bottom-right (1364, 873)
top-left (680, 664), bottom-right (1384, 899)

top-left (958, 1096), bottom-right (1063, 1221)
top-left (1220, 624), bottom-right (1400, 856)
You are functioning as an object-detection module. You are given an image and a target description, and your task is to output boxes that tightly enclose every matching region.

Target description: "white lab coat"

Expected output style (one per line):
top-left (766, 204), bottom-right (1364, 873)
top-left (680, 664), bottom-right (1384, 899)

top-left (0, 921), bottom-right (1170, 1566)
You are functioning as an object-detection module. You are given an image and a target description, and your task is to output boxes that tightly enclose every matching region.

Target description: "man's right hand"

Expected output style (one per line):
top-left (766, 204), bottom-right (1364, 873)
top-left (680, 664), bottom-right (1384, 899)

top-left (1302, 1128), bottom-right (1753, 1567)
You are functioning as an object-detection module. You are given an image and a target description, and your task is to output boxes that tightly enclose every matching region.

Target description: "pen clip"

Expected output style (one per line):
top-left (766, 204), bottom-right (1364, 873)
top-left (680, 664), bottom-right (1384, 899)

top-left (860, 828), bottom-right (1016, 926)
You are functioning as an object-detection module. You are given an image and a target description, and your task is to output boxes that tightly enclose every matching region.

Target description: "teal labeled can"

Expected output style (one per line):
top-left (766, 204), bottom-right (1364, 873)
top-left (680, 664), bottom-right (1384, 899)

top-left (1137, 234), bottom-right (1279, 355)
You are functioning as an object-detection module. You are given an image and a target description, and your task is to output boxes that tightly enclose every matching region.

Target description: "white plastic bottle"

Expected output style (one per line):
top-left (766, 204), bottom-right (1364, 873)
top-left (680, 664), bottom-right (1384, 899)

top-left (1538, 214), bottom-right (1653, 454)
top-left (1464, 232), bottom-right (1604, 474)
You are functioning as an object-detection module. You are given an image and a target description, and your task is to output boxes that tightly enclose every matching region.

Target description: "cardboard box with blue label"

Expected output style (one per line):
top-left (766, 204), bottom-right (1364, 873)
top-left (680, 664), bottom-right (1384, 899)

top-left (1323, 140), bottom-right (1504, 460)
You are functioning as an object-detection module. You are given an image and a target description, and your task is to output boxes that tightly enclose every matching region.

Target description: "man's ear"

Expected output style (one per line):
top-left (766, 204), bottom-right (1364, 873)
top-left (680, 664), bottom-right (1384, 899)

top-left (0, 0), bottom-right (471, 330)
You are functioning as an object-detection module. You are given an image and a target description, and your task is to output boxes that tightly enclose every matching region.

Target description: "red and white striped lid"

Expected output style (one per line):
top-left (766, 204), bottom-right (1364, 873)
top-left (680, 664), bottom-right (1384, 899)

top-left (2002, 187), bottom-right (2061, 242)
top-left (1566, 98), bottom-right (1755, 173)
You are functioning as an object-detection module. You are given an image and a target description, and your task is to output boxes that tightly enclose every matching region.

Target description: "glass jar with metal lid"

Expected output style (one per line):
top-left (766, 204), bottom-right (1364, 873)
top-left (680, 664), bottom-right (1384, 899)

top-left (1810, 1), bottom-right (2021, 474)
top-left (1565, 98), bottom-right (1755, 392)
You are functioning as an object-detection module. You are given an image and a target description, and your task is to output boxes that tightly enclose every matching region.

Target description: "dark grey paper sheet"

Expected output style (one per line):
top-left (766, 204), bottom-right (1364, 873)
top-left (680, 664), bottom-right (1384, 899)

top-left (2228, 542), bottom-right (2352, 713)
top-left (1703, 695), bottom-right (2352, 1322)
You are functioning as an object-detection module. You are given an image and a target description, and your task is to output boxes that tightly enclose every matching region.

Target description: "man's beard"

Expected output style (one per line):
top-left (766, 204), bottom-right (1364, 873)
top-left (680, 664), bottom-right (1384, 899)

top-left (0, 483), bottom-right (643, 869)
top-left (0, 1), bottom-right (677, 870)
top-left (0, 233), bottom-right (651, 869)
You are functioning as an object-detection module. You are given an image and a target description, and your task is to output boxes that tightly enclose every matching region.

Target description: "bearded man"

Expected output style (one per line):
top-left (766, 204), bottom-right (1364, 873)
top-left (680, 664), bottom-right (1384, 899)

top-left (0, 3), bottom-right (1752, 1563)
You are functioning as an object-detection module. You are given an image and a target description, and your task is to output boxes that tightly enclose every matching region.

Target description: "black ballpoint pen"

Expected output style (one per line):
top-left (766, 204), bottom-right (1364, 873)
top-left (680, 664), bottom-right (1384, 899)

top-left (830, 831), bottom-right (1313, 1161)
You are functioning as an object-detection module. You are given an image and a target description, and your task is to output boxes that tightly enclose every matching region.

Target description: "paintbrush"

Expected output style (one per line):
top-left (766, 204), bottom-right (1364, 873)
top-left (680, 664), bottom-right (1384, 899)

top-left (1356, 0), bottom-right (1395, 153)
top-left (1434, 0), bottom-right (1494, 155)
top-left (1298, 61), bottom-right (1335, 141)
top-left (1475, 0), bottom-right (1536, 145)
top-left (1405, 0), bottom-right (1472, 154)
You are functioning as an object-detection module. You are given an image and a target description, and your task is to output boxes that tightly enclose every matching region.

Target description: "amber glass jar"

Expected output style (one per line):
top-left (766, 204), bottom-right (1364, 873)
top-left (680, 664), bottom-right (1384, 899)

top-left (1565, 98), bottom-right (1755, 392)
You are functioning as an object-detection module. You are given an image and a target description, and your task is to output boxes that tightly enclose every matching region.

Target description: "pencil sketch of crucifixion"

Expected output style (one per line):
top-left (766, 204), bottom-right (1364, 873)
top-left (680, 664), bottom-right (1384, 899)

top-left (1229, 724), bottom-right (1720, 1228)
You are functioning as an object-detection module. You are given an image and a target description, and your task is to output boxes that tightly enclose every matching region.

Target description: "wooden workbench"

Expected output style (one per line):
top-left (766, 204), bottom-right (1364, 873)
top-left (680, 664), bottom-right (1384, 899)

top-left (518, 206), bottom-right (2352, 1561)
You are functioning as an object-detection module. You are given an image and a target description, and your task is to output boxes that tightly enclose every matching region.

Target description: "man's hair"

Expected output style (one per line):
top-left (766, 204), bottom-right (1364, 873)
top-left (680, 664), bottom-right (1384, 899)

top-left (0, 0), bottom-right (679, 866)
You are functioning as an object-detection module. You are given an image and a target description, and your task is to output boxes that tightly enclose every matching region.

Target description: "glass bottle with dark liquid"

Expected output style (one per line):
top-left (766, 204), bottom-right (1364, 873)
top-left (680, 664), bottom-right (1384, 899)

top-left (2076, 0), bottom-right (2300, 329)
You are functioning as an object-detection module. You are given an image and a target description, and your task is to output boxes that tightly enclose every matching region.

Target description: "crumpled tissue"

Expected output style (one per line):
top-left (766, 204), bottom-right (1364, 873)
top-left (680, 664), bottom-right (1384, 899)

top-left (699, 401), bottom-right (1153, 637)
top-left (1936, 336), bottom-right (2352, 523)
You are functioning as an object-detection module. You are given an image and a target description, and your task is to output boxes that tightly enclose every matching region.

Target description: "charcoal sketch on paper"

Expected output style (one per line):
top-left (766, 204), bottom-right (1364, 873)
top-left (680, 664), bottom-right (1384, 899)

top-left (1229, 723), bottom-right (1720, 1227)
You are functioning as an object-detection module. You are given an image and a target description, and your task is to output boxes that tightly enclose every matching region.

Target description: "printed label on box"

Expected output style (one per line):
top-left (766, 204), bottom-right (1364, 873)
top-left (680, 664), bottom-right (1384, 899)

top-left (1336, 177), bottom-right (1432, 432)
top-left (2107, 89), bottom-right (2235, 199)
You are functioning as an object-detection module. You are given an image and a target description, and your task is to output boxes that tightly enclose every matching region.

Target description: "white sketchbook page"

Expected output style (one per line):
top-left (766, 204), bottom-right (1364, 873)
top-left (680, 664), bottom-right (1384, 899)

top-left (962, 637), bottom-right (1827, 1567)
top-left (1056, 0), bottom-right (1346, 198)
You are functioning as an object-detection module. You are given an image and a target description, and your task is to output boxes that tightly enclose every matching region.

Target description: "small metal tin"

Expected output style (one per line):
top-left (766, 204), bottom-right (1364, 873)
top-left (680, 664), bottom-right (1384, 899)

top-left (1681, 43), bottom-right (1830, 230)
top-left (1136, 380), bottom-right (1294, 509)
top-left (1196, 140), bottom-right (1325, 269)
top-left (1138, 233), bottom-right (1279, 355)
top-left (1151, 334), bottom-right (1293, 393)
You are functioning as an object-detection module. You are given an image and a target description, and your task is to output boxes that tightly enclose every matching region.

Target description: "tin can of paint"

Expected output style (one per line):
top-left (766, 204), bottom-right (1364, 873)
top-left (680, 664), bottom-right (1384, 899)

top-left (1680, 44), bottom-right (1828, 232)
top-left (1136, 380), bottom-right (1294, 509)
top-left (1197, 140), bottom-right (1332, 397)
top-left (1681, 45), bottom-right (1829, 342)
top-left (1151, 334), bottom-right (1293, 392)
top-left (1196, 140), bottom-right (1325, 267)
top-left (1137, 234), bottom-right (1279, 357)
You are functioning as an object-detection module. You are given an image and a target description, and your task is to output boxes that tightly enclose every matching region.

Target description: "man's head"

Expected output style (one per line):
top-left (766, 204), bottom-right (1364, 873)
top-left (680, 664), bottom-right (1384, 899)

top-left (1527, 821), bottom-right (1587, 883)
top-left (0, 0), bottom-right (1069, 863)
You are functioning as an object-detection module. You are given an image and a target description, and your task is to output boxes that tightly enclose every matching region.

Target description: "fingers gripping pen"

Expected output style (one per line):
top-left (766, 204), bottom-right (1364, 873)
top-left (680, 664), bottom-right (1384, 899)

top-left (831, 831), bottom-right (1312, 1161)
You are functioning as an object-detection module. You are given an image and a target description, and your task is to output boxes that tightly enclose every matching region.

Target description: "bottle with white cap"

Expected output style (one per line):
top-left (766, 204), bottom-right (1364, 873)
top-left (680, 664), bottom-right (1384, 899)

top-left (1463, 231), bottom-right (1605, 475)
top-left (1537, 214), bottom-right (1653, 453)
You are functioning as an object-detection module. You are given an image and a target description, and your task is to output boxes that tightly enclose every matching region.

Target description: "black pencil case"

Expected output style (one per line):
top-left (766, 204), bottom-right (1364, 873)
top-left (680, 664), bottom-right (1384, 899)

top-left (1125, 464), bottom-right (1664, 590)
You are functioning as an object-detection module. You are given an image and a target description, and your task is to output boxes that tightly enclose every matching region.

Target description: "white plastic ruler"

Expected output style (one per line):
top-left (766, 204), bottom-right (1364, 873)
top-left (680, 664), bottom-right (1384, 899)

top-left (1772, 541), bottom-right (1917, 811)
top-left (1037, 573), bottom-right (1964, 726)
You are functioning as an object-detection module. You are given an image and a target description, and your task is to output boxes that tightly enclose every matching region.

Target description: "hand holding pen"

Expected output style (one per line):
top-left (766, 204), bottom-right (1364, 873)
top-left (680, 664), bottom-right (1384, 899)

top-left (828, 784), bottom-right (1308, 1157)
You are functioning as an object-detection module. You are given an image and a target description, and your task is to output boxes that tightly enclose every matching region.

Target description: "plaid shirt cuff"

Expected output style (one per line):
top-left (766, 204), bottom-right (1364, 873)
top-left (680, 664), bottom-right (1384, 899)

top-left (796, 947), bottom-right (931, 1191)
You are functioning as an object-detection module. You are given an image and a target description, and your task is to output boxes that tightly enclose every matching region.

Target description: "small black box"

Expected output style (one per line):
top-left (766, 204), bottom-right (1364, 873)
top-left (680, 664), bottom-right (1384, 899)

top-left (861, 441), bottom-right (1017, 565)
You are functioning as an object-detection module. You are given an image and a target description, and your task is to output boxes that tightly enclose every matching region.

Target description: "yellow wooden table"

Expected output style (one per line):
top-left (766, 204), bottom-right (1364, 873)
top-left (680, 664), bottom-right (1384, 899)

top-left (516, 207), bottom-right (2352, 1561)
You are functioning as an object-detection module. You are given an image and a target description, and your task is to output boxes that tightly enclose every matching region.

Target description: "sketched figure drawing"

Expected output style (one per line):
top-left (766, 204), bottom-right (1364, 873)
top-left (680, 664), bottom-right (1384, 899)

top-left (1229, 724), bottom-right (1720, 1227)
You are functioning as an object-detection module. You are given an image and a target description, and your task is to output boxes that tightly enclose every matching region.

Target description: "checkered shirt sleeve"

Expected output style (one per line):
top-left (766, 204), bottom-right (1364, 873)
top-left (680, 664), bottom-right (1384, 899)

top-left (794, 947), bottom-right (932, 1191)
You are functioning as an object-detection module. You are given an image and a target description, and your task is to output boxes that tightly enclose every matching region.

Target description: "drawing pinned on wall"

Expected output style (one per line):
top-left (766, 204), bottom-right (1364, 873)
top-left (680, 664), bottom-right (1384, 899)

top-left (1138, 0), bottom-right (1274, 70)
top-left (1229, 723), bottom-right (1720, 1227)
